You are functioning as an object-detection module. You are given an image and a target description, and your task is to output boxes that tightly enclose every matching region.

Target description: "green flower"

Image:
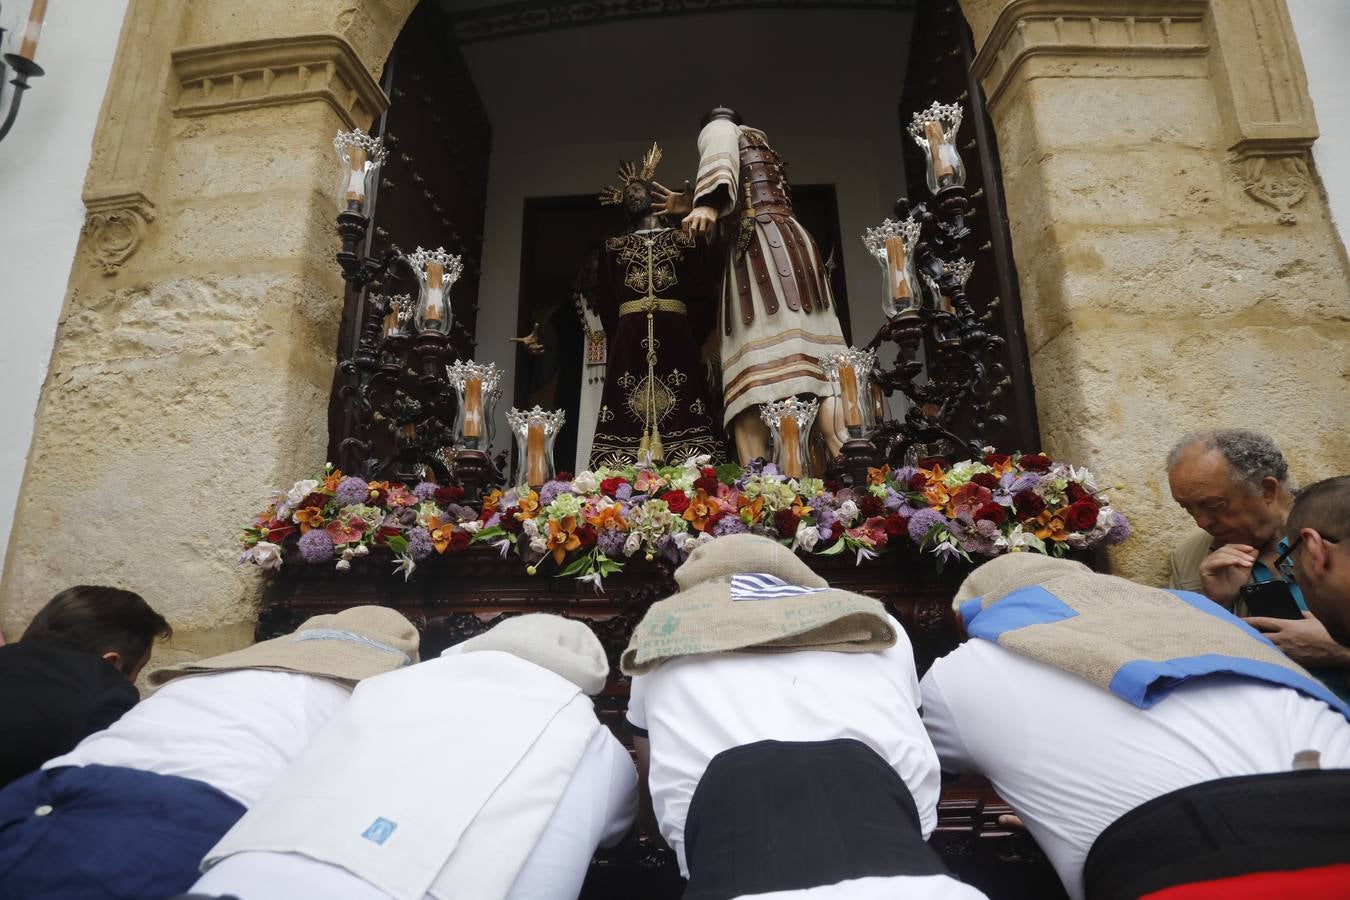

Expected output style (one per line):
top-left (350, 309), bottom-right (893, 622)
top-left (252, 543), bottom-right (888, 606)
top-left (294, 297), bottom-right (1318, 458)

top-left (943, 461), bottom-right (992, 489)
top-left (795, 477), bottom-right (825, 498)
top-left (545, 492), bottom-right (583, 521)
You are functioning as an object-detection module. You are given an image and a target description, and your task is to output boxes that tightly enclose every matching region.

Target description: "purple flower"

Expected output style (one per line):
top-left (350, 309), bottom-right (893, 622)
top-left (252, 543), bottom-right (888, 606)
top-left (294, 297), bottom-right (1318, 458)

top-left (999, 471), bottom-right (1018, 491)
top-left (407, 527), bottom-right (434, 561)
top-left (908, 507), bottom-right (949, 543)
top-left (954, 523), bottom-right (998, 558)
top-left (297, 529), bottom-right (335, 564)
top-left (1105, 512), bottom-right (1132, 545)
top-left (892, 466), bottom-right (918, 485)
top-left (817, 521), bottom-right (834, 541)
top-left (884, 488), bottom-right (904, 513)
top-left (1009, 474), bottom-right (1042, 494)
top-left (615, 483), bottom-right (633, 502)
top-left (412, 481), bottom-right (439, 502)
top-left (597, 528), bottom-right (626, 557)
top-left (712, 516), bottom-right (749, 537)
top-left (446, 503), bottom-right (477, 522)
top-left (335, 476), bottom-right (370, 507)
top-left (658, 535), bottom-right (682, 564)
top-left (761, 462), bottom-right (780, 478)
top-left (485, 512), bottom-right (502, 528)
top-left (539, 480), bottom-right (571, 506)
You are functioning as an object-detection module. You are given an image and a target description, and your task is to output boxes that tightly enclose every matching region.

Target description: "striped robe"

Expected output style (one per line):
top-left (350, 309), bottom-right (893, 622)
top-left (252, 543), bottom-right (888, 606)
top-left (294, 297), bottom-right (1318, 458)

top-left (695, 118), bottom-right (847, 424)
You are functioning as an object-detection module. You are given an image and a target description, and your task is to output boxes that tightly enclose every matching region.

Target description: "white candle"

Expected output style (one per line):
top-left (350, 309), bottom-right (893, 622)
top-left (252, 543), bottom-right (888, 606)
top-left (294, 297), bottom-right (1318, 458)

top-left (18, 0), bottom-right (48, 62)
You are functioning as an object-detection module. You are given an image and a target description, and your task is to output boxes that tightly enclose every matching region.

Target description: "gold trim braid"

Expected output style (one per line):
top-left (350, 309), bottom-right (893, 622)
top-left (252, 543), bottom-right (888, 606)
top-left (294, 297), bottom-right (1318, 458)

top-left (618, 297), bottom-right (686, 317)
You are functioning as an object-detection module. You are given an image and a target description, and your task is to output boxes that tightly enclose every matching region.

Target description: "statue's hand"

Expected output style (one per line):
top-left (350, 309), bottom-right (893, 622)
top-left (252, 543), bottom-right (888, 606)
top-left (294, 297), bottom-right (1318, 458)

top-left (510, 322), bottom-right (545, 356)
top-left (652, 179), bottom-right (694, 217)
top-left (683, 205), bottom-right (720, 239)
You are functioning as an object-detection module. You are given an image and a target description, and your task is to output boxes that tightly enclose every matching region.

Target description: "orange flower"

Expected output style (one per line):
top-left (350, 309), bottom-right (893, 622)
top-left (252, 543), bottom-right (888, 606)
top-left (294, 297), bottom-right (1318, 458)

top-left (322, 469), bottom-right (344, 492)
top-left (867, 464), bottom-right (891, 486)
top-left (366, 480), bottom-right (392, 504)
top-left (587, 505), bottom-right (628, 531)
top-left (1034, 510), bottom-right (1069, 542)
top-left (683, 489), bottom-right (718, 530)
top-left (428, 516), bottom-right (455, 553)
top-left (924, 482), bottom-right (951, 511)
top-left (546, 515), bottom-right (582, 564)
top-left (293, 506), bottom-right (327, 534)
top-left (790, 494), bottom-right (812, 519)
top-left (480, 489), bottom-right (504, 518)
top-left (738, 494), bottom-right (765, 524)
top-left (516, 490), bottom-right (541, 520)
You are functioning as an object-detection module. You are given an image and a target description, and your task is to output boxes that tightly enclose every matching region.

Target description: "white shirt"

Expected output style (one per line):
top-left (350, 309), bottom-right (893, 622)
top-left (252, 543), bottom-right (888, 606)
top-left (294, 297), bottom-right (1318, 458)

top-left (190, 724), bottom-right (636, 900)
top-left (626, 616), bottom-right (941, 876)
top-left (46, 669), bottom-right (351, 807)
top-left (920, 639), bottom-right (1350, 900)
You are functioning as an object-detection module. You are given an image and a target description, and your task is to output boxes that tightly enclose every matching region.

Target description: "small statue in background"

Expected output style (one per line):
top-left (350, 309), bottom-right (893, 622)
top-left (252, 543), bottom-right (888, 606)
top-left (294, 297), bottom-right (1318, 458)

top-left (678, 107), bottom-right (850, 466)
top-left (587, 143), bottom-right (725, 469)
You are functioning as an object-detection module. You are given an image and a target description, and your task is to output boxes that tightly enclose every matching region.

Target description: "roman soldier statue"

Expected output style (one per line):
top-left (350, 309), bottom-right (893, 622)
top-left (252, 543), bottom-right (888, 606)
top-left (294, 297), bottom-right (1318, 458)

top-left (587, 143), bottom-right (725, 469)
top-left (672, 107), bottom-right (850, 465)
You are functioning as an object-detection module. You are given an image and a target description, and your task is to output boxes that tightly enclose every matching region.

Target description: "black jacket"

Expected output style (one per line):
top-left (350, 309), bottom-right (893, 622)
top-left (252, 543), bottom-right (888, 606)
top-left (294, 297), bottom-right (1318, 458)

top-left (0, 641), bottom-right (139, 788)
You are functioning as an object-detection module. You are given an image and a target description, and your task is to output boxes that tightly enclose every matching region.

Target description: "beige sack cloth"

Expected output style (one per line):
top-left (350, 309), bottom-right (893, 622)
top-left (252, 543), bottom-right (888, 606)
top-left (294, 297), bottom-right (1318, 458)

top-left (149, 605), bottom-right (419, 687)
top-left (442, 613), bottom-right (611, 695)
top-left (954, 553), bottom-right (1314, 695)
top-left (620, 533), bottom-right (896, 675)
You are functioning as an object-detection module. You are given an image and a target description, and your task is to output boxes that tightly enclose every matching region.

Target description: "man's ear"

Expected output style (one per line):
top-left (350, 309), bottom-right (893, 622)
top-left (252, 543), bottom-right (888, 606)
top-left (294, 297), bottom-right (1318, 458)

top-left (101, 650), bottom-right (125, 673)
top-left (1303, 528), bottom-right (1334, 575)
top-left (1261, 476), bottom-right (1282, 502)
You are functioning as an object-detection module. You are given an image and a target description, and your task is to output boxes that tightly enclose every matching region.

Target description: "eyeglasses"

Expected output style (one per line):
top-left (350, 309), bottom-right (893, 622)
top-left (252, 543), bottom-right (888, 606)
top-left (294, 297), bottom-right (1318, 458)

top-left (1275, 531), bottom-right (1341, 570)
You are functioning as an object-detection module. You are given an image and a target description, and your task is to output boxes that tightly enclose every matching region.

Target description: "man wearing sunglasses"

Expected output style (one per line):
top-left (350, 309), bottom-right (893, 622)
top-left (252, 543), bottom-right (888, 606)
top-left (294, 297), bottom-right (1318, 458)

top-left (1282, 476), bottom-right (1350, 647)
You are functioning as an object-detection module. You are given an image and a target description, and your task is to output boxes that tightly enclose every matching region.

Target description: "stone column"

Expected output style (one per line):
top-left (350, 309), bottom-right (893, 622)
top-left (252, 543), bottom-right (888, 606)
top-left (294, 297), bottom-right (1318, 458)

top-left (958, 0), bottom-right (1350, 582)
top-left (0, 0), bottom-right (417, 663)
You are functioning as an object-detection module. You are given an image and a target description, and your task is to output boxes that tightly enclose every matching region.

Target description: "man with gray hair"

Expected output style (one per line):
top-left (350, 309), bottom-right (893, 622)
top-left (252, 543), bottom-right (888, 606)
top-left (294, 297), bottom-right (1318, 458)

top-left (1167, 428), bottom-right (1350, 699)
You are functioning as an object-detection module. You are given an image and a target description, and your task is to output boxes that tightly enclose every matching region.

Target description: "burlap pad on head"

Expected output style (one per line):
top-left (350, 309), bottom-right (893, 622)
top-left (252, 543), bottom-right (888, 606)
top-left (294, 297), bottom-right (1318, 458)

top-left (621, 534), bottom-right (895, 675)
top-left (988, 571), bottom-right (1311, 693)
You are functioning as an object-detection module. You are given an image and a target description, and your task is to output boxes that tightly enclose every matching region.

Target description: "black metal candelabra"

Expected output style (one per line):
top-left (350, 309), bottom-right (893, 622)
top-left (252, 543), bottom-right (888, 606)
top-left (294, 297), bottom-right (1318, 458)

top-left (0, 8), bottom-right (45, 144)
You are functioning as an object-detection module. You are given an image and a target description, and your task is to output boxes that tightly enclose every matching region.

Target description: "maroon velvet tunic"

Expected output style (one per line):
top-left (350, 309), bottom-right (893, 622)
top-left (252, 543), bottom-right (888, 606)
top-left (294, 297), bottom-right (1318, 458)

top-left (588, 227), bottom-right (725, 469)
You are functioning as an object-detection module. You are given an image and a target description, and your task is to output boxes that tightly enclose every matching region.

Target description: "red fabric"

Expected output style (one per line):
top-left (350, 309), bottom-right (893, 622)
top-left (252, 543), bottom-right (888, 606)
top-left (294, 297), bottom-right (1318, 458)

top-left (1142, 864), bottom-right (1350, 899)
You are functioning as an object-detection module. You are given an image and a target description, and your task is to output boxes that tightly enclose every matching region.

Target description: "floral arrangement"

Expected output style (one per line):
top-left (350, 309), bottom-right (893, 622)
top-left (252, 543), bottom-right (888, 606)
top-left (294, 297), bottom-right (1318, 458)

top-left (240, 452), bottom-right (1129, 586)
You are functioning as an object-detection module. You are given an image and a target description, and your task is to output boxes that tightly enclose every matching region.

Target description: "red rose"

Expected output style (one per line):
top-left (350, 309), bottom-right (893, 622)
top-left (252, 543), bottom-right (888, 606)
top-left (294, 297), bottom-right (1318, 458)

top-left (434, 485), bottom-right (465, 505)
top-left (1019, 453), bottom-right (1052, 472)
top-left (576, 525), bottom-right (597, 549)
top-left (448, 530), bottom-right (471, 552)
top-left (1065, 499), bottom-right (1099, 532)
top-left (299, 491), bottom-right (329, 511)
top-left (1013, 491), bottom-right (1044, 519)
top-left (499, 508), bottom-right (524, 534)
top-left (824, 478), bottom-right (844, 494)
top-left (374, 524), bottom-right (402, 545)
top-left (907, 472), bottom-right (929, 492)
top-left (1066, 482), bottom-right (1093, 504)
top-left (970, 472), bottom-right (1000, 490)
top-left (917, 456), bottom-right (948, 471)
top-left (660, 491), bottom-right (691, 514)
top-left (701, 466), bottom-right (717, 479)
top-left (984, 452), bottom-right (1011, 468)
top-left (774, 509), bottom-right (799, 537)
top-left (973, 502), bottom-right (1007, 526)
top-left (883, 513), bottom-right (908, 537)
top-left (555, 471), bottom-right (574, 483)
top-left (830, 521), bottom-right (844, 540)
top-left (693, 475), bottom-right (720, 496)
top-left (859, 494), bottom-right (885, 518)
top-left (600, 477), bottom-right (626, 497)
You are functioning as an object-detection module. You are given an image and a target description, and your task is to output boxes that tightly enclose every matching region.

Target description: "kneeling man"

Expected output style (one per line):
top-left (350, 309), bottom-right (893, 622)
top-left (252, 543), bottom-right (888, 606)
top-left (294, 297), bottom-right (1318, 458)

top-left (623, 533), bottom-right (986, 899)
top-left (921, 553), bottom-right (1350, 900)
top-left (191, 613), bottom-right (636, 900)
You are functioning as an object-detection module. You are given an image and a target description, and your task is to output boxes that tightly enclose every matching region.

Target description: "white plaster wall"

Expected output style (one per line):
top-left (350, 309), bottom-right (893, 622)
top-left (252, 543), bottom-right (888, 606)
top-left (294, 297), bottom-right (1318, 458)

top-left (460, 9), bottom-right (915, 448)
top-left (1288, 0), bottom-right (1350, 248)
top-left (0, 0), bottom-right (130, 582)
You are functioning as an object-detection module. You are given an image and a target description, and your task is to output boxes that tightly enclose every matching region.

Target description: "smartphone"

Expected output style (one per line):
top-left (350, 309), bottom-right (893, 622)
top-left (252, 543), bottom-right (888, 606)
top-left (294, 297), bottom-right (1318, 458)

top-left (1239, 581), bottom-right (1304, 620)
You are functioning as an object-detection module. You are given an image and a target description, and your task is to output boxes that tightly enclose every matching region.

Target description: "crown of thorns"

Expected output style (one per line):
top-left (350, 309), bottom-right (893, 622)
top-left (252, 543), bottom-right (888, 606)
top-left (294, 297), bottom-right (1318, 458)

top-left (598, 142), bottom-right (663, 206)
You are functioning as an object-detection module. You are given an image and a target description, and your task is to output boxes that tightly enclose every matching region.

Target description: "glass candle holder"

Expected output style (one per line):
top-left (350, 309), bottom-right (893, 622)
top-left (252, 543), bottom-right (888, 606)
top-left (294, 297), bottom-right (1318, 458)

top-left (863, 217), bottom-right (923, 319)
top-left (446, 360), bottom-right (503, 451)
top-left (507, 406), bottom-right (566, 491)
top-left (375, 293), bottom-right (414, 341)
top-left (405, 247), bottom-right (463, 336)
top-left (333, 129), bottom-right (388, 215)
top-left (759, 397), bottom-right (819, 480)
top-left (907, 102), bottom-right (966, 194)
top-left (821, 347), bottom-right (879, 439)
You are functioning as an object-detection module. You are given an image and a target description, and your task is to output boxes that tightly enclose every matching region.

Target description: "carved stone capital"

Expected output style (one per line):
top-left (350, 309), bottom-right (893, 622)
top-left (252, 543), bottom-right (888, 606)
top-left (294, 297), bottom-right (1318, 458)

top-left (1236, 152), bottom-right (1311, 225)
top-left (969, 0), bottom-right (1209, 108)
top-left (171, 33), bottom-right (388, 129)
top-left (82, 191), bottom-right (157, 275)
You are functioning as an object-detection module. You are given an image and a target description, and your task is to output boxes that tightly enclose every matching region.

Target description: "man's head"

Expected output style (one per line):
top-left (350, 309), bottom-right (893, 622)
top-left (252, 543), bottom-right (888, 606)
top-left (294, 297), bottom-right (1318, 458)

top-left (22, 586), bottom-right (171, 681)
top-left (700, 106), bottom-right (744, 128)
top-left (1284, 475), bottom-right (1350, 643)
top-left (1166, 429), bottom-right (1294, 549)
top-left (621, 178), bottom-right (653, 222)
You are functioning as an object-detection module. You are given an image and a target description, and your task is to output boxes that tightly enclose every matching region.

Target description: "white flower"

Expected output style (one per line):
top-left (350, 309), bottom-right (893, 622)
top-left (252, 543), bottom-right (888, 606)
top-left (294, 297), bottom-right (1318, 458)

top-left (392, 554), bottom-right (416, 582)
top-left (528, 536), bottom-right (548, 554)
top-left (578, 571), bottom-right (605, 591)
top-left (492, 538), bottom-right (512, 558)
top-left (341, 547), bottom-right (355, 561)
top-left (793, 519), bottom-right (819, 552)
top-left (1063, 465), bottom-right (1098, 493)
top-left (335, 558), bottom-right (352, 572)
top-left (837, 499), bottom-right (860, 527)
top-left (352, 544), bottom-right (369, 557)
top-left (250, 542), bottom-right (282, 570)
top-left (572, 471), bottom-right (600, 494)
top-left (522, 518), bottom-right (541, 539)
top-left (623, 532), bottom-right (642, 557)
top-left (285, 479), bottom-right (321, 507)
top-left (459, 520), bottom-right (483, 534)
top-left (695, 532), bottom-right (716, 546)
top-left (685, 453), bottom-right (712, 470)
